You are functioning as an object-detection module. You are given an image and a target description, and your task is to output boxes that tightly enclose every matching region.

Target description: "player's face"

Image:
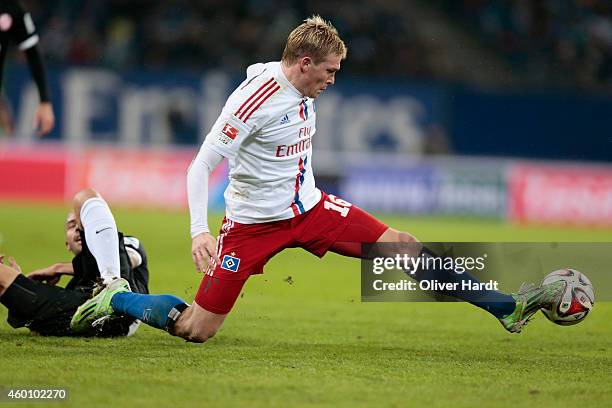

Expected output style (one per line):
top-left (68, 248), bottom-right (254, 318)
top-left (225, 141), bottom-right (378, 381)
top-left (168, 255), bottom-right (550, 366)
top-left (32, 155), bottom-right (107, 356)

top-left (303, 53), bottom-right (342, 98)
top-left (65, 212), bottom-right (82, 255)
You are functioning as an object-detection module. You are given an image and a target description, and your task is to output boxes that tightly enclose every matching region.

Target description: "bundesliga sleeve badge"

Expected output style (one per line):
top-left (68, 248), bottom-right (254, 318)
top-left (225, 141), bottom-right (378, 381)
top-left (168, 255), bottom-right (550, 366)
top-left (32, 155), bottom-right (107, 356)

top-left (218, 123), bottom-right (239, 146)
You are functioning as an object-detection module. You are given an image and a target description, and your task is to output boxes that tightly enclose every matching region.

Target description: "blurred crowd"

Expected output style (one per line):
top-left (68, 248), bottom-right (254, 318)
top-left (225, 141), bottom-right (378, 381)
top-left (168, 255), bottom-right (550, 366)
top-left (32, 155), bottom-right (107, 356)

top-left (22, 0), bottom-right (612, 90)
top-left (438, 0), bottom-right (612, 90)
top-left (26, 0), bottom-right (431, 78)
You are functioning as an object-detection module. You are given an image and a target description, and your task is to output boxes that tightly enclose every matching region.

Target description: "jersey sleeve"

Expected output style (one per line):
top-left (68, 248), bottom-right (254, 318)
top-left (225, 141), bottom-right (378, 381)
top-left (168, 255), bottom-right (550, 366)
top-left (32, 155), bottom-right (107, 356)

top-left (202, 110), bottom-right (255, 159)
top-left (203, 75), bottom-right (281, 158)
top-left (10, 2), bottom-right (39, 51)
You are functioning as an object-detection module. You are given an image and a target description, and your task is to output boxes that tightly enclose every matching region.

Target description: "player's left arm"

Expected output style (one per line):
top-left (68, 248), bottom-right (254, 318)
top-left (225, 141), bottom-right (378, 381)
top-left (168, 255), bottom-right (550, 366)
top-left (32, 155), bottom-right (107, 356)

top-left (12, 2), bottom-right (54, 136)
top-left (24, 47), bottom-right (54, 136)
top-left (23, 44), bottom-right (54, 136)
top-left (0, 95), bottom-right (15, 134)
top-left (26, 262), bottom-right (73, 285)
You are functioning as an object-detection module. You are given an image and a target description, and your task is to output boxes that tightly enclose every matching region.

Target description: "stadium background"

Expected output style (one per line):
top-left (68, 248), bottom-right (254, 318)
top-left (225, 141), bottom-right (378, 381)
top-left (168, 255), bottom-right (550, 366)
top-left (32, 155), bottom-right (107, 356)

top-left (1, 1), bottom-right (611, 407)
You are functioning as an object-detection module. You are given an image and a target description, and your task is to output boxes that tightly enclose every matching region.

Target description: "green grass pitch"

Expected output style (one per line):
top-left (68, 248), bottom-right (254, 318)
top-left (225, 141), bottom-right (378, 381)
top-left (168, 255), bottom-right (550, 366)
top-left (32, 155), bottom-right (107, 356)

top-left (0, 202), bottom-right (611, 407)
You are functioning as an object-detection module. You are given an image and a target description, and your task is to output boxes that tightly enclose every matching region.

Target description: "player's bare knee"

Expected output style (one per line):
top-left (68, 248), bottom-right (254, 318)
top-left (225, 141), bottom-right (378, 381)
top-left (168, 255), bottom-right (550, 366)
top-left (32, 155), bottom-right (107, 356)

top-left (380, 228), bottom-right (419, 244)
top-left (177, 324), bottom-right (217, 343)
top-left (172, 311), bottom-right (218, 343)
top-left (186, 319), bottom-right (219, 343)
top-left (72, 188), bottom-right (101, 211)
top-left (397, 230), bottom-right (419, 244)
top-left (376, 228), bottom-right (421, 258)
top-left (187, 327), bottom-right (218, 343)
top-left (169, 308), bottom-right (191, 337)
top-left (72, 188), bottom-right (103, 226)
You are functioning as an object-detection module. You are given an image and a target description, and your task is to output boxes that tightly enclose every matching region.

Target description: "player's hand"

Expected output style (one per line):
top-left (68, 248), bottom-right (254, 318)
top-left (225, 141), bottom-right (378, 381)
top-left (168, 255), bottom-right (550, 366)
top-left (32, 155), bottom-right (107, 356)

top-left (191, 232), bottom-right (219, 273)
top-left (8, 256), bottom-right (22, 274)
top-left (0, 97), bottom-right (14, 135)
top-left (27, 265), bottom-right (62, 285)
top-left (0, 255), bottom-right (23, 274)
top-left (33, 102), bottom-right (55, 137)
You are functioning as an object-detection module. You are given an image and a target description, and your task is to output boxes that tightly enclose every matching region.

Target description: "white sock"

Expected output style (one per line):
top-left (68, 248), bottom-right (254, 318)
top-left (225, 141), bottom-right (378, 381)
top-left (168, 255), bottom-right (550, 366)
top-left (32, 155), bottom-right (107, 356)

top-left (81, 197), bottom-right (120, 285)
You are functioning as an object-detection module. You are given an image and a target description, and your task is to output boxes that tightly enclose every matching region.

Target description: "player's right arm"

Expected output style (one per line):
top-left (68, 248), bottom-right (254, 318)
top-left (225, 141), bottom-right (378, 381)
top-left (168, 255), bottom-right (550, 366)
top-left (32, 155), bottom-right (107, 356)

top-left (187, 145), bottom-right (223, 272)
top-left (187, 113), bottom-right (257, 272)
top-left (188, 65), bottom-right (272, 272)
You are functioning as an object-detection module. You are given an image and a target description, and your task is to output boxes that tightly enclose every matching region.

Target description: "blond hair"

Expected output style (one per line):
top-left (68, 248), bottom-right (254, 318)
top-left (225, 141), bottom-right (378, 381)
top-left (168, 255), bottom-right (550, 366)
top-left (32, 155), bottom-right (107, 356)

top-left (282, 15), bottom-right (347, 64)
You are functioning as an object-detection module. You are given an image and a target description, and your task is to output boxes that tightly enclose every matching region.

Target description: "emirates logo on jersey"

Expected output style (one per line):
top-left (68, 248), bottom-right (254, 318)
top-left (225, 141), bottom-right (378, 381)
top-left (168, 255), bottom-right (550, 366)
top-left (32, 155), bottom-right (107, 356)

top-left (0, 14), bottom-right (13, 32)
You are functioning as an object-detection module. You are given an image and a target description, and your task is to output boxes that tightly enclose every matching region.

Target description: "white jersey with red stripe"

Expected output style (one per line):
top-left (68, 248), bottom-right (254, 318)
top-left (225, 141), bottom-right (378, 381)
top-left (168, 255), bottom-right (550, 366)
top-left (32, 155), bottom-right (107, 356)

top-left (202, 61), bottom-right (321, 224)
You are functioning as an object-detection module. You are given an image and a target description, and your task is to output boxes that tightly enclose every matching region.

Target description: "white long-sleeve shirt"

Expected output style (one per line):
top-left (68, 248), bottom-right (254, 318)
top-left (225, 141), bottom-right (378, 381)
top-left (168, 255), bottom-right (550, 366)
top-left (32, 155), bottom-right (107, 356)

top-left (188, 61), bottom-right (321, 236)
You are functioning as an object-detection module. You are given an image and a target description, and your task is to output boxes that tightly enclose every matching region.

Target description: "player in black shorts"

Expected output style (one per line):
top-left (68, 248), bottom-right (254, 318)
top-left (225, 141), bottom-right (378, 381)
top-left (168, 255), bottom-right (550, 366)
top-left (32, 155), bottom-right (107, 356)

top-left (0, 189), bottom-right (149, 336)
top-left (0, 0), bottom-right (54, 135)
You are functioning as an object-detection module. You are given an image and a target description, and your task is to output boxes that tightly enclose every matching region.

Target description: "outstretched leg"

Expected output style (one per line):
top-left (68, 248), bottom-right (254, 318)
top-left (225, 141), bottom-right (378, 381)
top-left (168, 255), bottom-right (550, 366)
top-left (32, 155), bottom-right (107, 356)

top-left (71, 210), bottom-right (248, 342)
top-left (73, 188), bottom-right (120, 285)
top-left (331, 222), bottom-right (563, 332)
top-left (321, 201), bottom-right (518, 319)
top-left (71, 278), bottom-right (227, 343)
top-left (332, 225), bottom-right (516, 317)
top-left (374, 228), bottom-right (517, 318)
top-left (1, 263), bottom-right (91, 336)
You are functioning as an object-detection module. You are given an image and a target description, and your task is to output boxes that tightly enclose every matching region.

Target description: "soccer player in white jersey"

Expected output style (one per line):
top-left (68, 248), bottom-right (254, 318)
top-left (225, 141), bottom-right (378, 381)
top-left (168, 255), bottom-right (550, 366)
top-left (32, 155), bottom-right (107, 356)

top-left (71, 16), bottom-right (565, 341)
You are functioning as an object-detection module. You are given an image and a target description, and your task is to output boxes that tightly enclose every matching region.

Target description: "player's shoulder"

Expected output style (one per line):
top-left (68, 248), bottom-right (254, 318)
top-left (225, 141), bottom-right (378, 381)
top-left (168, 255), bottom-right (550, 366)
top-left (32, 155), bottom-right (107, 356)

top-left (226, 61), bottom-right (289, 124)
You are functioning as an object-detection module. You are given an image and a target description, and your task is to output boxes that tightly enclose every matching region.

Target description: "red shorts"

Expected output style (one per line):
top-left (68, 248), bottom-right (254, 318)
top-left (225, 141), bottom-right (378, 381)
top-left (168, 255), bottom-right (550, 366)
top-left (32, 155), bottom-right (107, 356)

top-left (194, 192), bottom-right (388, 314)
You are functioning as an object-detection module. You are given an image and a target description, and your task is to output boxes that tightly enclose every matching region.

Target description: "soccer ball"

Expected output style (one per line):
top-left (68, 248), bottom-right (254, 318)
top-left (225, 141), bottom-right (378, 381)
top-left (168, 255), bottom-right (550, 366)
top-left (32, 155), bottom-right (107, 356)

top-left (541, 269), bottom-right (595, 325)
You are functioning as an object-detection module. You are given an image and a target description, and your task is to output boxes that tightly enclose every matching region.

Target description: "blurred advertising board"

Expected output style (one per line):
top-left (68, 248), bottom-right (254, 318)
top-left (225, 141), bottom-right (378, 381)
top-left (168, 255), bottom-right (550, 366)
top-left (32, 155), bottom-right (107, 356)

top-left (6, 66), bottom-right (612, 162)
top-left (4, 65), bottom-right (612, 162)
top-left (3, 144), bottom-right (612, 227)
top-left (509, 163), bottom-right (612, 227)
top-left (340, 163), bottom-right (438, 213)
top-left (3, 67), bottom-right (445, 157)
top-left (437, 161), bottom-right (506, 216)
top-left (0, 145), bottom-right (68, 201)
top-left (0, 144), bottom-right (228, 210)
top-left (340, 157), bottom-right (507, 217)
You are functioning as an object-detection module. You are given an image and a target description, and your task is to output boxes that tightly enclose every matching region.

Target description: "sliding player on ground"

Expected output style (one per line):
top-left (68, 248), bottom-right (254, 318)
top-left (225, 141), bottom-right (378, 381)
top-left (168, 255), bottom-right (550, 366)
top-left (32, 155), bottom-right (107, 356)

top-left (0, 188), bottom-right (150, 336)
